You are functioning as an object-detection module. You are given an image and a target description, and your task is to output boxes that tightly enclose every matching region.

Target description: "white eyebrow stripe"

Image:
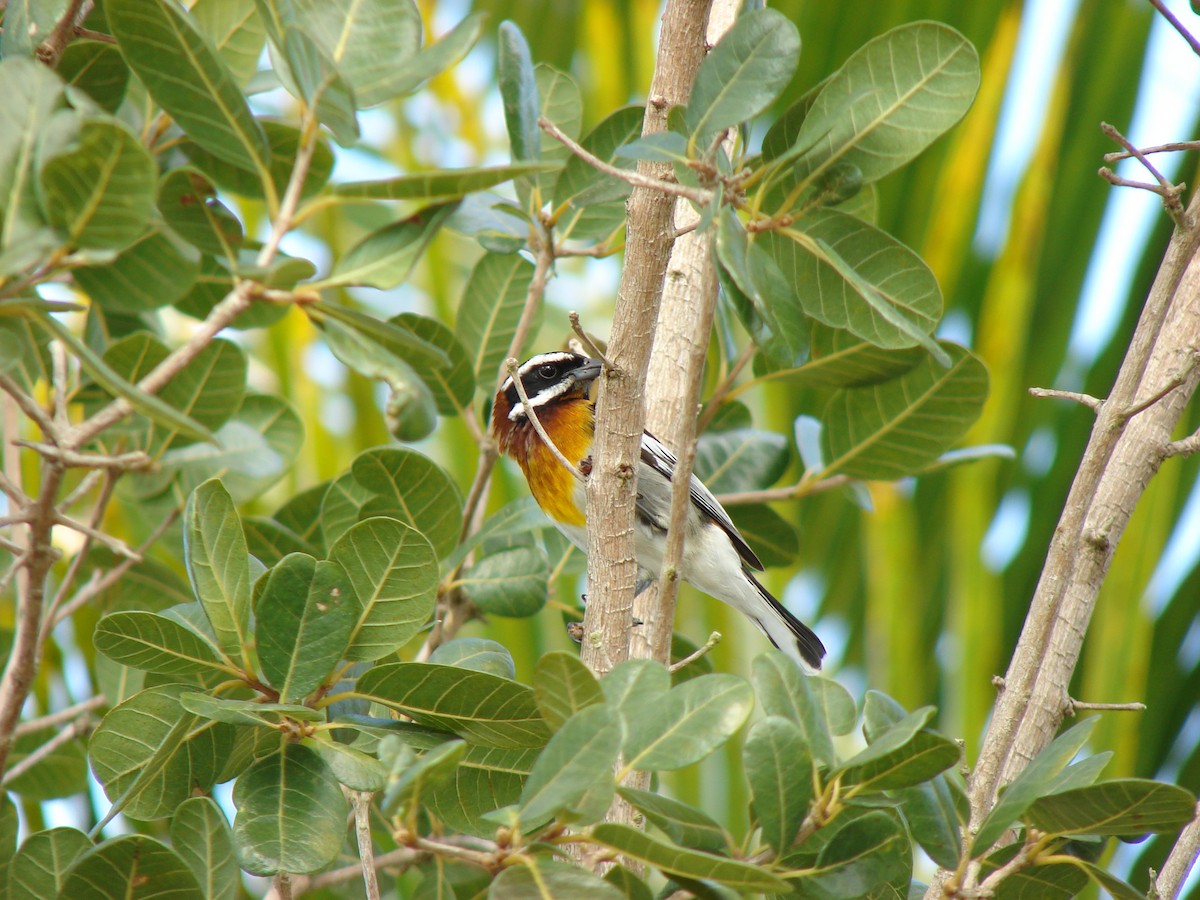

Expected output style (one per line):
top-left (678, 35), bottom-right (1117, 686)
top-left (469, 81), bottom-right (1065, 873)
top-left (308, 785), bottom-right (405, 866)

top-left (499, 352), bottom-right (579, 395)
top-left (507, 377), bottom-right (575, 420)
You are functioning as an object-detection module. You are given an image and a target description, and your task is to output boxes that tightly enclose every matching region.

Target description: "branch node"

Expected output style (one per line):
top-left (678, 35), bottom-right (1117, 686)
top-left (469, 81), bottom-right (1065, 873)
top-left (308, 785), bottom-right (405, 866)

top-left (1100, 122), bottom-right (1190, 228)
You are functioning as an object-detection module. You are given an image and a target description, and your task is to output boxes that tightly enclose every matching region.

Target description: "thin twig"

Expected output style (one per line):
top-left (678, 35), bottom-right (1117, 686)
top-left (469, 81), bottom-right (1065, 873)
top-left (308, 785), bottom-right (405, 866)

top-left (47, 469), bottom-right (116, 625)
top-left (1148, 0), bottom-right (1200, 59)
top-left (53, 509), bottom-right (139, 559)
top-left (46, 507), bottom-right (180, 632)
top-left (505, 358), bottom-right (586, 483)
top-left (51, 339), bottom-right (69, 431)
top-left (409, 834), bottom-right (497, 867)
top-left (354, 792), bottom-right (381, 900)
top-left (14, 440), bottom-right (151, 470)
top-left (1164, 426), bottom-right (1200, 458)
top-left (1105, 140), bottom-right (1200, 163)
top-left (0, 373), bottom-right (59, 442)
top-left (34, 0), bottom-right (89, 66)
top-left (568, 312), bottom-right (613, 367)
top-left (1100, 122), bottom-right (1188, 227)
top-left (1066, 698), bottom-right (1146, 714)
top-left (716, 474), bottom-right (851, 507)
top-left (1120, 354), bottom-right (1198, 419)
top-left (1028, 387), bottom-right (1103, 409)
top-left (2, 712), bottom-right (94, 786)
top-left (539, 116), bottom-right (713, 207)
top-left (695, 341), bottom-right (755, 434)
top-left (14, 695), bottom-right (107, 737)
top-left (291, 848), bottom-right (422, 895)
top-left (668, 631), bottom-right (721, 672)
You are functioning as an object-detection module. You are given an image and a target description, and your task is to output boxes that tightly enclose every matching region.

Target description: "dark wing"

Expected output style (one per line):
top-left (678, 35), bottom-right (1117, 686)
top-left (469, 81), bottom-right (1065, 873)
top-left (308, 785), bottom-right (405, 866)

top-left (638, 430), bottom-right (764, 571)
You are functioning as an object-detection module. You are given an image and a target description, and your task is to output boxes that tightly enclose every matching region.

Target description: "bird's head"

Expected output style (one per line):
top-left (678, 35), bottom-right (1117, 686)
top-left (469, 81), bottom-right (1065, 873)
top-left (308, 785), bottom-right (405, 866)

top-left (491, 351), bottom-right (603, 449)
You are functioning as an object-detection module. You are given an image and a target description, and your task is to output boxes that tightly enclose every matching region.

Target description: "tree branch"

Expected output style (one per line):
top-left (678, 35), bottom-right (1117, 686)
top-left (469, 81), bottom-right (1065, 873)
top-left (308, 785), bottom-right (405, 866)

top-left (931, 177), bottom-right (1200, 897)
top-left (1153, 802), bottom-right (1200, 900)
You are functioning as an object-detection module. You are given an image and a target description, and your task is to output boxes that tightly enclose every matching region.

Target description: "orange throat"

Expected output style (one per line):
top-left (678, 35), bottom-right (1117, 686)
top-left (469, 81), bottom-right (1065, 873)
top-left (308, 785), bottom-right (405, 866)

top-left (499, 399), bottom-right (592, 527)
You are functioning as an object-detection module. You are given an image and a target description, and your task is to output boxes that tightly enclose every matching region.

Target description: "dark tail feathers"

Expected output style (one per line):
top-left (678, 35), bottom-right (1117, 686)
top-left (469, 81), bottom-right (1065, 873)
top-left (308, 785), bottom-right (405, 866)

top-left (746, 571), bottom-right (826, 670)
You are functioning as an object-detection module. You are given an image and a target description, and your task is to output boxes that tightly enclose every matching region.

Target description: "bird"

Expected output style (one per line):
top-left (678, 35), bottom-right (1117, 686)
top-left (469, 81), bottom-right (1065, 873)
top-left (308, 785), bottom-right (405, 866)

top-left (492, 350), bottom-right (826, 670)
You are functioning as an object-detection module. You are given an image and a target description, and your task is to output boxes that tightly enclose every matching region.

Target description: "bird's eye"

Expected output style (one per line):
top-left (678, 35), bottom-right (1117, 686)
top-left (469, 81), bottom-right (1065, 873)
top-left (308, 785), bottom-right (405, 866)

top-left (537, 364), bottom-right (558, 379)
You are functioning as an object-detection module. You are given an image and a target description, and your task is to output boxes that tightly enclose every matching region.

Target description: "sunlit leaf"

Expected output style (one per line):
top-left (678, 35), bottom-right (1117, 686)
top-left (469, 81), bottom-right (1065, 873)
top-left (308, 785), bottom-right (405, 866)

top-left (58, 836), bottom-right (203, 900)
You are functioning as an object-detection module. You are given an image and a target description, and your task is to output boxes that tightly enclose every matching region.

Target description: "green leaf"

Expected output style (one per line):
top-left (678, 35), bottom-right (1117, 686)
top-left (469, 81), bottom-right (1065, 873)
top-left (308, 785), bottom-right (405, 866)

top-left (184, 478), bottom-right (252, 662)
top-left (192, 0), bottom-right (267, 87)
top-left (89, 683), bottom-right (234, 820)
top-left (282, 27), bottom-right (359, 146)
top-left (232, 742), bottom-right (348, 875)
top-left (533, 651), bottom-right (604, 731)
top-left (136, 393), bottom-right (302, 503)
top-left (351, 447), bottom-right (464, 558)
top-left (170, 797), bottom-right (239, 900)
top-left (39, 119), bottom-right (155, 251)
top-left (179, 692), bottom-right (322, 727)
top-left (980, 844), bottom-right (1088, 900)
top-left (0, 58), bottom-right (63, 254)
top-left (821, 342), bottom-right (988, 480)
top-left (356, 662), bottom-right (551, 748)
top-left (270, 0), bottom-right (422, 108)
top-left (694, 428), bottom-right (789, 494)
top-left (518, 704), bottom-right (620, 825)
top-left (430, 638), bottom-right (517, 679)
top-left (58, 836), bottom-right (203, 899)
top-left (320, 470), bottom-right (371, 547)
top-left (9, 827), bottom-right (91, 898)
top-left (745, 716), bottom-right (813, 854)
top-left (311, 301), bottom-right (451, 370)
top-left (1026, 779), bottom-right (1197, 837)
top-left (388, 312), bottom-right (476, 416)
top-left (321, 201), bottom-right (456, 289)
top-left (602, 659), bottom-right (671, 726)
top-left (498, 21), bottom-right (539, 163)
top-left (440, 498), bottom-right (550, 576)
top-left (752, 652), bottom-right (836, 768)
top-left (334, 163), bottom-right (556, 201)
top-left (1070, 859), bottom-right (1145, 900)
top-left (786, 324), bottom-right (925, 388)
top-left (971, 717), bottom-right (1099, 857)
top-left (377, 10), bottom-right (484, 98)
top-left (897, 775), bottom-right (968, 870)
top-left (622, 673), bottom-right (754, 771)
top-left (73, 229), bottom-right (200, 314)
top-left (460, 546), bottom-right (549, 617)
top-left (684, 8), bottom-right (800, 140)
top-left (790, 810), bottom-right (911, 899)
top-left (617, 786), bottom-right (730, 854)
top-left (303, 736), bottom-right (388, 790)
top-left (243, 515), bottom-right (315, 566)
top-left (328, 516), bottom-right (438, 661)
top-left (591, 824), bottom-right (790, 893)
top-left (715, 211), bottom-right (808, 366)
top-left (158, 167), bottom-right (244, 256)
top-left (532, 62), bottom-right (582, 181)
top-left (762, 212), bottom-right (945, 358)
top-left (59, 41), bottom-right (131, 113)
top-left (35, 313), bottom-right (215, 444)
top-left (552, 105), bottom-right (643, 242)
top-left (93, 611), bottom-right (226, 676)
top-left (490, 859), bottom-right (626, 899)
top-left (424, 745), bottom-right (537, 837)
top-left (788, 23), bottom-right (979, 188)
top-left (456, 251), bottom-right (535, 388)
top-left (107, 0), bottom-right (271, 182)
top-left (838, 708), bottom-right (961, 791)
top-left (255, 553), bottom-right (357, 701)
top-left (380, 738), bottom-right (467, 814)
top-left (180, 120), bottom-right (333, 200)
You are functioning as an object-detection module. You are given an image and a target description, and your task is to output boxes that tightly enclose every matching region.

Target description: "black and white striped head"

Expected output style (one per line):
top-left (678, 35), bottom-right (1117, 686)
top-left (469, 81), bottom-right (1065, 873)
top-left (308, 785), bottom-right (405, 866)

top-left (497, 352), bottom-right (602, 422)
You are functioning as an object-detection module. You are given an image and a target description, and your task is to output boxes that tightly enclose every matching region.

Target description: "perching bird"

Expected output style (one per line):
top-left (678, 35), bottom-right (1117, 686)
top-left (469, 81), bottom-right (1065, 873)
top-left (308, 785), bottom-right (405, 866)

top-left (492, 350), bottom-right (826, 670)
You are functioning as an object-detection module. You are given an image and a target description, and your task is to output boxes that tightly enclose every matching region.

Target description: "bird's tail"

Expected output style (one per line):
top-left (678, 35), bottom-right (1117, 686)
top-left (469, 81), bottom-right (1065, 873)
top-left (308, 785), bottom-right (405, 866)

top-left (744, 571), bottom-right (826, 670)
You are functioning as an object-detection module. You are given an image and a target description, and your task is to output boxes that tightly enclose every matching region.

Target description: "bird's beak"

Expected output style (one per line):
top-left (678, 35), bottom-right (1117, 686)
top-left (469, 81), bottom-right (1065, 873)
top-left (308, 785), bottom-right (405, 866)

top-left (569, 358), bottom-right (603, 388)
